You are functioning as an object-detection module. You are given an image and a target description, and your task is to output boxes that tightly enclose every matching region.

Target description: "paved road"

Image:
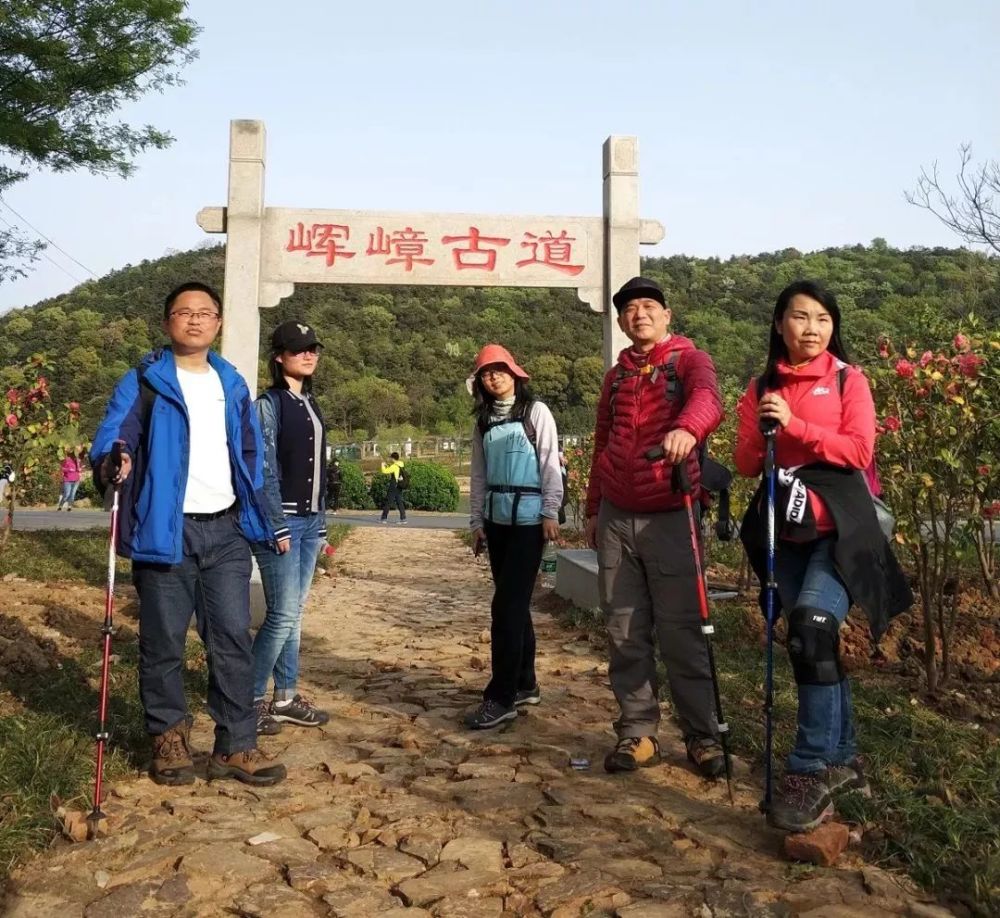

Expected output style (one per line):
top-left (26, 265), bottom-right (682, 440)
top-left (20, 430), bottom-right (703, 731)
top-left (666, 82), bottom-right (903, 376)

top-left (13, 508), bottom-right (468, 532)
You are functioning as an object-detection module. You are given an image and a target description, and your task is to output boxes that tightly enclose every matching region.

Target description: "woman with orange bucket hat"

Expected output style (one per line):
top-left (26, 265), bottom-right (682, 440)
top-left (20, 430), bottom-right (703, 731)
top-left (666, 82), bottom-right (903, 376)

top-left (465, 344), bottom-right (563, 729)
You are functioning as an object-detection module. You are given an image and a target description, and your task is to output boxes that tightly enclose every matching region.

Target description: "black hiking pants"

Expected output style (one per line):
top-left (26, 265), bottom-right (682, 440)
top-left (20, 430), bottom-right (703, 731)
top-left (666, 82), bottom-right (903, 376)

top-left (483, 520), bottom-right (544, 708)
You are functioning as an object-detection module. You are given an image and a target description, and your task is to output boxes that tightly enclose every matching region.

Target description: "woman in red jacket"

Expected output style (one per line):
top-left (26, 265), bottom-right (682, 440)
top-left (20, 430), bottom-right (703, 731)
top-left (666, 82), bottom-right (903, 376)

top-left (735, 279), bottom-right (877, 833)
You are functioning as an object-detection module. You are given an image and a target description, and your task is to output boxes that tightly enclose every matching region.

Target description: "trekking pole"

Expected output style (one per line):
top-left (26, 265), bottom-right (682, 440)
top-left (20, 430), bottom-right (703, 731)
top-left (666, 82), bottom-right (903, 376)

top-left (89, 442), bottom-right (123, 827)
top-left (646, 447), bottom-right (735, 805)
top-left (759, 420), bottom-right (779, 816)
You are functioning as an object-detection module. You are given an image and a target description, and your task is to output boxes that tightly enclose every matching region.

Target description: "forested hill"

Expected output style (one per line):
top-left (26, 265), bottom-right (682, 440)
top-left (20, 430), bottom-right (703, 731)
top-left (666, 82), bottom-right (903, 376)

top-left (1, 241), bottom-right (997, 438)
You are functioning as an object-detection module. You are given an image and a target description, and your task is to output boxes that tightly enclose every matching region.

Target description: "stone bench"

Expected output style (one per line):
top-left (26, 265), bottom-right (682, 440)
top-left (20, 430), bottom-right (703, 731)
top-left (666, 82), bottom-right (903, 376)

top-left (554, 548), bottom-right (600, 611)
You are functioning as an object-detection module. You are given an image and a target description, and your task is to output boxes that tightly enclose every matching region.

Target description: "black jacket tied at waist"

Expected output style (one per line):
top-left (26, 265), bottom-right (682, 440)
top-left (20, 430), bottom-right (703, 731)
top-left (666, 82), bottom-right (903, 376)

top-left (739, 463), bottom-right (913, 641)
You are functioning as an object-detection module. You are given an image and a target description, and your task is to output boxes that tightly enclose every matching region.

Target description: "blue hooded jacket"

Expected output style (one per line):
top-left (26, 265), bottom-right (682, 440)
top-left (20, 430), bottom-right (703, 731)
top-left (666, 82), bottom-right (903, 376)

top-left (90, 347), bottom-right (276, 563)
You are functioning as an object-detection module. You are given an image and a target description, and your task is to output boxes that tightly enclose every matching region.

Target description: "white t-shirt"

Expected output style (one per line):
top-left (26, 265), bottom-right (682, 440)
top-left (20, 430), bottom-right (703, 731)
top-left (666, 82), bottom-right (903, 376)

top-left (176, 366), bottom-right (236, 514)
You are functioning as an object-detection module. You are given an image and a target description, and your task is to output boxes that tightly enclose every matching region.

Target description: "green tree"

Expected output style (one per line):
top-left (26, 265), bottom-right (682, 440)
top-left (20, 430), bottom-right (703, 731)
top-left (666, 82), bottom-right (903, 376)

top-left (528, 354), bottom-right (570, 412)
top-left (0, 0), bottom-right (199, 279)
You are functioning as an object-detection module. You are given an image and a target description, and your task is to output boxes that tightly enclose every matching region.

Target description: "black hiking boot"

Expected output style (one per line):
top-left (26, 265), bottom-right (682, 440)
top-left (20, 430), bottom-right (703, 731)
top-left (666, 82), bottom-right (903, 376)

top-left (514, 685), bottom-right (541, 707)
top-left (463, 700), bottom-right (517, 730)
top-left (149, 717), bottom-right (196, 786)
top-left (269, 694), bottom-right (329, 727)
top-left (207, 748), bottom-right (287, 786)
top-left (604, 736), bottom-right (661, 773)
top-left (255, 699), bottom-right (282, 736)
top-left (685, 734), bottom-right (726, 779)
top-left (767, 770), bottom-right (835, 832)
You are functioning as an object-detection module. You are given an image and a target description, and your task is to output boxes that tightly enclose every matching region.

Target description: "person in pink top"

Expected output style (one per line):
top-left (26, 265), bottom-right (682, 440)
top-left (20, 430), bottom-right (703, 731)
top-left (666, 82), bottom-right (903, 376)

top-left (735, 280), bottom-right (911, 833)
top-left (57, 448), bottom-right (82, 510)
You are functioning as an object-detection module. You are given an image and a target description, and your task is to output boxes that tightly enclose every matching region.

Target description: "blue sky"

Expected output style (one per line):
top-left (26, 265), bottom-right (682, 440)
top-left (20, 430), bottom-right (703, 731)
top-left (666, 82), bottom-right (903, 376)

top-left (1, 0), bottom-right (997, 312)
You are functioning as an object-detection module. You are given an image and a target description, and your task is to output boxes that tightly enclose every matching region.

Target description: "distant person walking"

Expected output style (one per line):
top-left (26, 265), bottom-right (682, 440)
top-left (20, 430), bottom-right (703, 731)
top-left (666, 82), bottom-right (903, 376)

top-left (326, 458), bottom-right (342, 513)
top-left (465, 344), bottom-right (563, 730)
top-left (380, 452), bottom-right (407, 523)
top-left (56, 448), bottom-right (82, 510)
top-left (252, 319), bottom-right (332, 736)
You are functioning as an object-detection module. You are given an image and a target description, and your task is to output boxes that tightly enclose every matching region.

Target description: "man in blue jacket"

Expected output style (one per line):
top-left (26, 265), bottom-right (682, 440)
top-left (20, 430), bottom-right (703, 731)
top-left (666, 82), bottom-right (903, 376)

top-left (91, 282), bottom-right (288, 787)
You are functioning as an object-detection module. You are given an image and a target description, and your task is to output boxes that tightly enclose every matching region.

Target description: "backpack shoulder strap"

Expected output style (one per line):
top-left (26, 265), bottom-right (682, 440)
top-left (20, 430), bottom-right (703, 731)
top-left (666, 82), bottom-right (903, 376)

top-left (837, 365), bottom-right (848, 394)
top-left (660, 350), bottom-right (682, 401)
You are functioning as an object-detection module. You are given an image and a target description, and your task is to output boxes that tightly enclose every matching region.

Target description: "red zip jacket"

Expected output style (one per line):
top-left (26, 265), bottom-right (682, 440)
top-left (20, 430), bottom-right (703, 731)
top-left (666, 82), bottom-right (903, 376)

top-left (586, 335), bottom-right (724, 516)
top-left (734, 350), bottom-right (876, 532)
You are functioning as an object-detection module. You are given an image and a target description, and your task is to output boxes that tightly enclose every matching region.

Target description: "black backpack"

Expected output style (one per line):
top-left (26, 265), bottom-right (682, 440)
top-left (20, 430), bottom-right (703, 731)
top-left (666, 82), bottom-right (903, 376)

top-left (398, 465), bottom-right (411, 489)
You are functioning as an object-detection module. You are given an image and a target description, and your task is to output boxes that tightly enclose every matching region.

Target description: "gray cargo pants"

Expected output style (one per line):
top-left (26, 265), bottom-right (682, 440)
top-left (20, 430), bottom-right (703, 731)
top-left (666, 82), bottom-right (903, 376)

top-left (597, 499), bottom-right (719, 741)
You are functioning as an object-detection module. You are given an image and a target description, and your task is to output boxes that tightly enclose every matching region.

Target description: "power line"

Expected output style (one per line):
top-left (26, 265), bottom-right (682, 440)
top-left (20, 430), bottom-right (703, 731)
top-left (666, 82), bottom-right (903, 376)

top-left (0, 197), bottom-right (98, 278)
top-left (0, 212), bottom-right (86, 286)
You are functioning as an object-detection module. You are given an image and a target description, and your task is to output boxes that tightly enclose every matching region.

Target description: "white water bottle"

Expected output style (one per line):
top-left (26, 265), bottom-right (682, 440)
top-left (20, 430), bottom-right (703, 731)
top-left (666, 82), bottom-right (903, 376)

top-left (540, 542), bottom-right (558, 589)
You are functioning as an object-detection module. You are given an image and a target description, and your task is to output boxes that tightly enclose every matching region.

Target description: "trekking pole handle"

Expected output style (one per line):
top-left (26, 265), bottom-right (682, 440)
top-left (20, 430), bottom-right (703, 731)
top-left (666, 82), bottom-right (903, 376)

top-left (644, 446), bottom-right (694, 496)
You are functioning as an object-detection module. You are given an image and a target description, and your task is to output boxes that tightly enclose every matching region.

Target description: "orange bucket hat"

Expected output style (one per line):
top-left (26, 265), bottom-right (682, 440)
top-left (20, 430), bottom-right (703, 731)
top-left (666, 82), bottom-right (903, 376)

top-left (471, 344), bottom-right (529, 379)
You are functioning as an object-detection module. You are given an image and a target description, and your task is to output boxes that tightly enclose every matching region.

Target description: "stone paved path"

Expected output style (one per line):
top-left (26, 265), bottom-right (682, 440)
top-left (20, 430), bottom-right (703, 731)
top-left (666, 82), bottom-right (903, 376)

top-left (6, 529), bottom-right (940, 917)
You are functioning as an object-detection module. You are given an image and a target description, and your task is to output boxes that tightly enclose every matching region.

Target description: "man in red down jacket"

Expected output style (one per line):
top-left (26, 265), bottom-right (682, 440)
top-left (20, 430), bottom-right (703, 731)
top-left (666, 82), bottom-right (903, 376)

top-left (585, 276), bottom-right (726, 777)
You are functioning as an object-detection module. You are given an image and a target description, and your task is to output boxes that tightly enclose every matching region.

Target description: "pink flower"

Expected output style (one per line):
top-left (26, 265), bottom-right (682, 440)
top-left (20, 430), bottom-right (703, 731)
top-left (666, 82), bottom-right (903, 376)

top-left (978, 465), bottom-right (991, 477)
top-left (954, 333), bottom-right (970, 352)
top-left (883, 416), bottom-right (902, 432)
top-left (877, 337), bottom-right (891, 359)
top-left (5, 388), bottom-right (19, 405)
top-left (956, 353), bottom-right (983, 378)
top-left (895, 359), bottom-right (915, 379)
top-left (68, 401), bottom-right (80, 411)
top-left (5, 413), bottom-right (17, 429)
top-left (919, 351), bottom-right (934, 367)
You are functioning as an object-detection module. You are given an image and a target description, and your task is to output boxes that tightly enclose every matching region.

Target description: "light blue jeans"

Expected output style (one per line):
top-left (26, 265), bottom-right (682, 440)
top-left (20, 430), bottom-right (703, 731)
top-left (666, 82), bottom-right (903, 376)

top-left (775, 537), bottom-right (856, 774)
top-left (251, 513), bottom-right (324, 701)
top-left (58, 480), bottom-right (79, 508)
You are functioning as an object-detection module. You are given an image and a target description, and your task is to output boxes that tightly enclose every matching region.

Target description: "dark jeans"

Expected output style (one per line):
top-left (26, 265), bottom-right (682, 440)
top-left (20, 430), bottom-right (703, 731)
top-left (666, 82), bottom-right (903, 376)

top-left (327, 485), bottom-right (341, 511)
top-left (483, 520), bottom-right (544, 707)
top-left (380, 481), bottom-right (406, 521)
top-left (132, 513), bottom-right (256, 755)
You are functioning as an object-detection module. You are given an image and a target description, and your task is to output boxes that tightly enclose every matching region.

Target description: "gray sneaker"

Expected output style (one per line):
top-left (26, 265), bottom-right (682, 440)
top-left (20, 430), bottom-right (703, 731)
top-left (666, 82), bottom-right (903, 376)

top-left (270, 694), bottom-right (330, 727)
top-left (464, 700), bottom-right (517, 730)
top-left (827, 756), bottom-right (871, 796)
top-left (767, 771), bottom-right (834, 832)
top-left (255, 699), bottom-right (282, 736)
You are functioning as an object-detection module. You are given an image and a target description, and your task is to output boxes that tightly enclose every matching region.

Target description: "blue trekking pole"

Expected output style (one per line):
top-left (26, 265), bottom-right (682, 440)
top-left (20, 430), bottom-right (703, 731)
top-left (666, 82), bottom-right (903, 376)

top-left (759, 420), bottom-right (778, 815)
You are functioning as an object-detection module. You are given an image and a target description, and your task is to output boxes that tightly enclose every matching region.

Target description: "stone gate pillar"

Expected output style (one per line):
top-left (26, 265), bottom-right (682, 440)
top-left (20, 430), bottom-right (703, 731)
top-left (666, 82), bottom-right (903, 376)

top-left (603, 136), bottom-right (640, 367)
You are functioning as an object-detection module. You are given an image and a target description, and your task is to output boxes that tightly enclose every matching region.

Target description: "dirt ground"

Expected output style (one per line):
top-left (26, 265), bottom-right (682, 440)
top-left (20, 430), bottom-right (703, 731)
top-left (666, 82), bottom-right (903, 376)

top-left (2, 528), bottom-right (950, 917)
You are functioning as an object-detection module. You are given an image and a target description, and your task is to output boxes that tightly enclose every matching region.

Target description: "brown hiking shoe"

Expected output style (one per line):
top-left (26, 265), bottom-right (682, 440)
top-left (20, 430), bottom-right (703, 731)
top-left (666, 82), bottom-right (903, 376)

top-left (207, 748), bottom-right (286, 786)
top-left (604, 736), bottom-right (661, 773)
top-left (685, 734), bottom-right (726, 779)
top-left (149, 717), bottom-right (195, 786)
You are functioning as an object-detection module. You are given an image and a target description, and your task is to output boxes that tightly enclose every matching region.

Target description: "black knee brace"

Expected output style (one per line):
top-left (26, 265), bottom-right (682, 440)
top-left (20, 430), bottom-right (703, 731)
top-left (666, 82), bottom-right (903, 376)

top-left (787, 606), bottom-right (844, 686)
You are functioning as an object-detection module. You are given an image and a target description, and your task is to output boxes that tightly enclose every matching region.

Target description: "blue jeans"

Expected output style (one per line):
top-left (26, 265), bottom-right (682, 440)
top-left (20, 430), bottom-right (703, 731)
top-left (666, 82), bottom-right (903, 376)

top-left (775, 537), bottom-right (856, 774)
top-left (132, 514), bottom-right (255, 755)
top-left (58, 480), bottom-right (79, 507)
top-left (251, 513), bottom-right (324, 701)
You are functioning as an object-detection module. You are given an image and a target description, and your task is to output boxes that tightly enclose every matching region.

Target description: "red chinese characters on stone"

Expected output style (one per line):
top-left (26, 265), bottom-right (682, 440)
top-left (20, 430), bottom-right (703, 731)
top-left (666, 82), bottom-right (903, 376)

top-left (367, 227), bottom-right (435, 271)
top-left (286, 223), bottom-right (356, 267)
top-left (516, 230), bottom-right (584, 275)
top-left (440, 227), bottom-right (511, 271)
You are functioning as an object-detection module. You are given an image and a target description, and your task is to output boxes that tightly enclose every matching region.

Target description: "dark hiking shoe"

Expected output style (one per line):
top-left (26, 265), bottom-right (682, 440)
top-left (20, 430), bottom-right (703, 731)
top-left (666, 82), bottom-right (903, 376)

top-left (463, 700), bottom-right (517, 730)
top-left (207, 748), bottom-right (287, 786)
top-left (255, 699), bottom-right (282, 736)
top-left (767, 771), bottom-right (835, 832)
top-left (604, 736), bottom-right (661, 773)
top-left (149, 717), bottom-right (195, 786)
top-left (270, 694), bottom-right (329, 727)
top-left (827, 756), bottom-right (871, 797)
top-left (686, 735), bottom-right (726, 779)
top-left (514, 685), bottom-right (541, 707)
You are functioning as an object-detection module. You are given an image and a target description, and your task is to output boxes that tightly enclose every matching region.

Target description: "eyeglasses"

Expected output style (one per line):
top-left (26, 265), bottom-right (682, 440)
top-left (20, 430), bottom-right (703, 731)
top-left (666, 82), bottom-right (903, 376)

top-left (169, 310), bottom-right (220, 322)
top-left (288, 345), bottom-right (321, 356)
top-left (479, 367), bottom-right (511, 378)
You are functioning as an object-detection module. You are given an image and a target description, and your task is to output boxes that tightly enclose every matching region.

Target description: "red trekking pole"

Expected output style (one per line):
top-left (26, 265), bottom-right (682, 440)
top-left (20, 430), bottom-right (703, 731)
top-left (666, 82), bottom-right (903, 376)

top-left (89, 443), bottom-right (124, 827)
top-left (647, 446), bottom-right (735, 805)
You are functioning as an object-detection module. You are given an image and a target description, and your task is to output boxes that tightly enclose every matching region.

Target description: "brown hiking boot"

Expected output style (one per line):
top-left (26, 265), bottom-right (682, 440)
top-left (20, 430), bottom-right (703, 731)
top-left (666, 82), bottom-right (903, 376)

top-left (207, 748), bottom-right (286, 786)
top-left (604, 736), bottom-right (661, 773)
top-left (686, 734), bottom-right (726, 779)
top-left (149, 717), bottom-right (195, 786)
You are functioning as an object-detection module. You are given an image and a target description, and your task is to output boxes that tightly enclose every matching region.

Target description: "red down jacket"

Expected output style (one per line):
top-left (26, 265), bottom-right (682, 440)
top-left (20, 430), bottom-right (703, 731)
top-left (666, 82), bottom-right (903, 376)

top-left (586, 335), bottom-right (724, 516)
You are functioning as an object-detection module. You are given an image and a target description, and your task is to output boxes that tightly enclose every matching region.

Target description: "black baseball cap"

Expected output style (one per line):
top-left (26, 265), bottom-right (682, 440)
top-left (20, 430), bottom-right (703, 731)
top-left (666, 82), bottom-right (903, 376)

top-left (271, 320), bottom-right (323, 352)
top-left (612, 276), bottom-right (666, 313)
